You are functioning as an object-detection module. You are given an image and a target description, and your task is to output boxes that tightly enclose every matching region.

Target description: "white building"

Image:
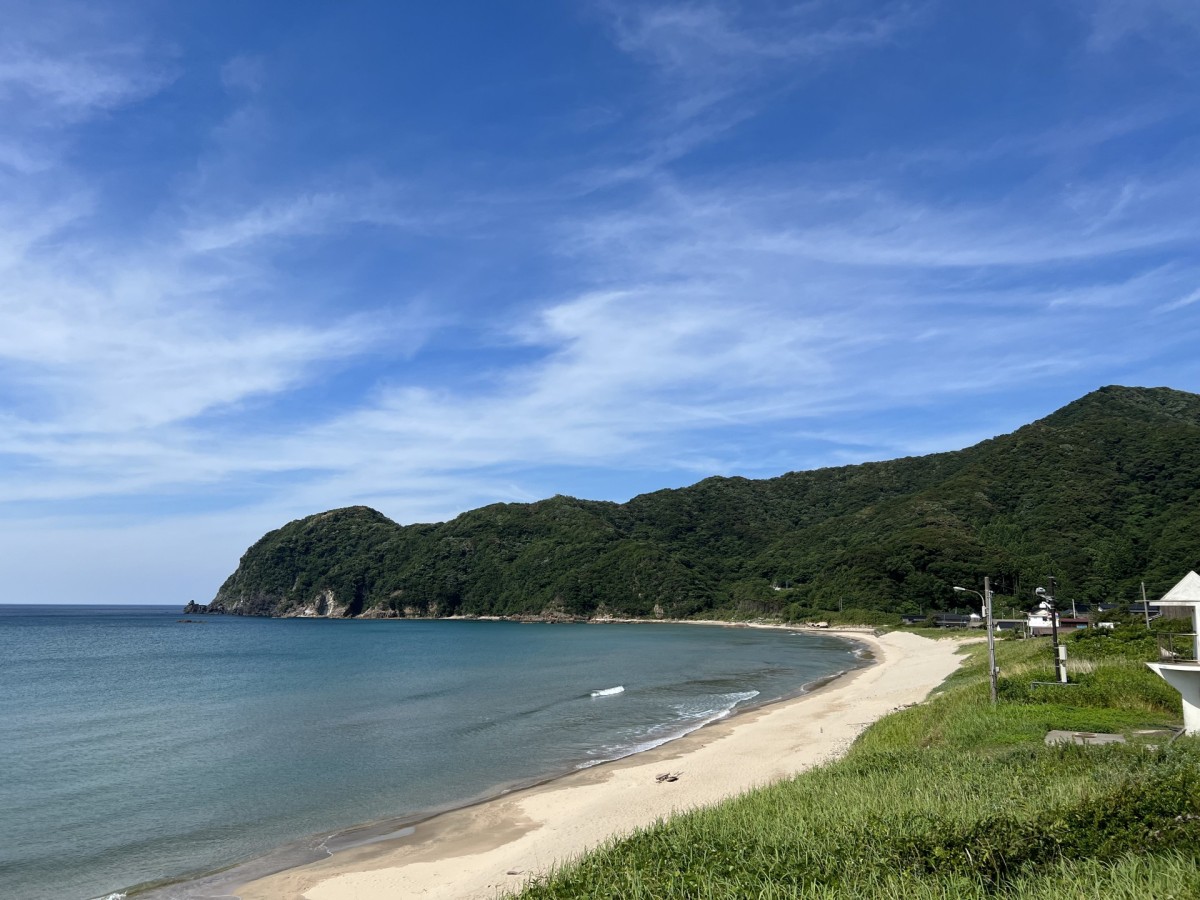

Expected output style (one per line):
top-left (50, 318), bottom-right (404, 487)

top-left (1146, 571), bottom-right (1200, 735)
top-left (1026, 601), bottom-right (1058, 636)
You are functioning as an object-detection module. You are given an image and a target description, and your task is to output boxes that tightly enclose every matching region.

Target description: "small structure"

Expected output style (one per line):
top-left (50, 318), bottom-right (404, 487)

top-left (1026, 602), bottom-right (1058, 637)
top-left (1044, 730), bottom-right (1126, 747)
top-left (993, 617), bottom-right (1026, 633)
top-left (933, 613), bottom-right (982, 628)
top-left (1146, 571), bottom-right (1200, 735)
top-left (1130, 601), bottom-right (1162, 620)
top-left (1027, 606), bottom-right (1090, 636)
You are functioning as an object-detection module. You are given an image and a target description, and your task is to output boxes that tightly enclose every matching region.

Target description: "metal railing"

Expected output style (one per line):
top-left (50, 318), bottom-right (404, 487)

top-left (1154, 631), bottom-right (1198, 662)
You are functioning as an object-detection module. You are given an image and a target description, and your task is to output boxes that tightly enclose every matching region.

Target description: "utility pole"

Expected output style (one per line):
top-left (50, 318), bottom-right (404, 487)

top-left (1142, 581), bottom-right (1151, 629)
top-left (953, 578), bottom-right (998, 705)
top-left (984, 576), bottom-right (997, 705)
top-left (1036, 577), bottom-right (1067, 683)
top-left (1049, 577), bottom-right (1066, 683)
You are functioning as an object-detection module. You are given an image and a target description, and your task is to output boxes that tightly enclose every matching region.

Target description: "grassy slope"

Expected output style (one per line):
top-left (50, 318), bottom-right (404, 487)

top-left (512, 635), bottom-right (1200, 899)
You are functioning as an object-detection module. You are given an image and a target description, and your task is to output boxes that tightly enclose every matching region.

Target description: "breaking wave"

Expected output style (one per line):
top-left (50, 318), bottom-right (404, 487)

top-left (578, 689), bottom-right (760, 768)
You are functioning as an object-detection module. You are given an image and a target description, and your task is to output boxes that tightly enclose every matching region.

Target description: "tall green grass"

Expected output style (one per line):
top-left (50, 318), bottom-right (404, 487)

top-left (513, 636), bottom-right (1200, 898)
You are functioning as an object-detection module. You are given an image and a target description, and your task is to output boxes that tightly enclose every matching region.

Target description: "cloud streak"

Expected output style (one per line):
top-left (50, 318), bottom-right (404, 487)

top-left (1, 0), bottom-right (1198, 603)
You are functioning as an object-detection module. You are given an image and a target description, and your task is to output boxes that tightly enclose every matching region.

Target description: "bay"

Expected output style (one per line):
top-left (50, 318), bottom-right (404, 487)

top-left (0, 606), bottom-right (864, 900)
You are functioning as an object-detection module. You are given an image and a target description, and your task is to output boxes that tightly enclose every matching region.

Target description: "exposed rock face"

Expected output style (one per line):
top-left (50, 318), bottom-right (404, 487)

top-left (591, 602), bottom-right (615, 622)
top-left (537, 603), bottom-right (582, 623)
top-left (192, 588), bottom-right (354, 618)
top-left (357, 606), bottom-right (402, 618)
top-left (280, 589), bottom-right (349, 618)
top-left (210, 593), bottom-right (287, 617)
top-left (394, 601), bottom-right (441, 617)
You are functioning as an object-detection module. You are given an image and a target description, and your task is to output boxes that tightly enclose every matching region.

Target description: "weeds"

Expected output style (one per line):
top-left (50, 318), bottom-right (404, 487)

top-left (513, 635), bottom-right (1198, 899)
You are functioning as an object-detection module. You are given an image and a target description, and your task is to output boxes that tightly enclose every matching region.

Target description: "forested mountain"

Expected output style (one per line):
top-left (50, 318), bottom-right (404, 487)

top-left (202, 386), bottom-right (1200, 620)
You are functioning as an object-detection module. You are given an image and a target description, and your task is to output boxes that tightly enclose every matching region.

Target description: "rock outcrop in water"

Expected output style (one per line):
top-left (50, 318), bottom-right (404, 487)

top-left (199, 386), bottom-right (1200, 621)
top-left (183, 600), bottom-right (224, 615)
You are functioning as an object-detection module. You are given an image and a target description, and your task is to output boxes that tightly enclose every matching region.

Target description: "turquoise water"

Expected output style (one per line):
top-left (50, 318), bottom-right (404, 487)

top-left (0, 606), bottom-right (863, 900)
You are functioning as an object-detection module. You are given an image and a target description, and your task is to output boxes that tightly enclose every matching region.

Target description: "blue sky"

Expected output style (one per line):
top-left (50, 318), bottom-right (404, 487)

top-left (4, 1), bottom-right (1200, 604)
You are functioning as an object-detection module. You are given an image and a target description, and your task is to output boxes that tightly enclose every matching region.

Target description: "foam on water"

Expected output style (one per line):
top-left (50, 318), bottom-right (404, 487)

top-left (578, 689), bottom-right (762, 768)
top-left (671, 689), bottom-right (760, 721)
top-left (590, 685), bottom-right (625, 697)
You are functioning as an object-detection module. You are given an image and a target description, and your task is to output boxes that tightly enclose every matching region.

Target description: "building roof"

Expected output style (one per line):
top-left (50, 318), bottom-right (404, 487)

top-left (1159, 571), bottom-right (1200, 606)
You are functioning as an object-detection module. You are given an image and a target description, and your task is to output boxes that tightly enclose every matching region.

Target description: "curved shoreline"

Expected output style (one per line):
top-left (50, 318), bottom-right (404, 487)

top-left (234, 630), bottom-right (965, 900)
top-left (128, 624), bottom-right (867, 900)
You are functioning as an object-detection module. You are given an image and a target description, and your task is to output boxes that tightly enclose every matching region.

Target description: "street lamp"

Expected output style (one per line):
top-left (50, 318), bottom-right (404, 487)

top-left (954, 577), bottom-right (998, 705)
top-left (1035, 577), bottom-right (1067, 684)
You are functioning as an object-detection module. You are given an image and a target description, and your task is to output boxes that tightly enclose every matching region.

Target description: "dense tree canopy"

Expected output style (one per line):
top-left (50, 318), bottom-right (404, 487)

top-left (209, 386), bottom-right (1200, 619)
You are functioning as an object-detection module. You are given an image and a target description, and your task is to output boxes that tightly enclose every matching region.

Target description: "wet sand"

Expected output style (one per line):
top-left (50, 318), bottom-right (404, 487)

top-left (237, 629), bottom-right (966, 900)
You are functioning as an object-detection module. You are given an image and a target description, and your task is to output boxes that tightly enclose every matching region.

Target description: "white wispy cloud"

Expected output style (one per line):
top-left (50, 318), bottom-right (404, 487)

top-left (0, 49), bottom-right (163, 116)
top-left (237, 160), bottom-right (1193, 507)
top-left (3, 0), bottom-right (1199, 605)
top-left (179, 187), bottom-right (433, 254)
top-left (1084, 0), bottom-right (1200, 51)
top-left (1156, 287), bottom-right (1200, 314)
top-left (0, 202), bottom-right (398, 434)
top-left (0, 0), bottom-right (174, 169)
top-left (583, 0), bottom-right (923, 187)
top-left (888, 105), bottom-right (1181, 175)
top-left (5, 1), bottom-right (1193, 506)
top-left (180, 192), bottom-right (364, 254)
top-left (13, 132), bottom-right (1193, 516)
top-left (607, 1), bottom-right (918, 79)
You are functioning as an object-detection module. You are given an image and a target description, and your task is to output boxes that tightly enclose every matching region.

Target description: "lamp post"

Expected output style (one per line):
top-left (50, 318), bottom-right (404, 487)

top-left (954, 576), bottom-right (997, 705)
top-left (1036, 577), bottom-right (1067, 683)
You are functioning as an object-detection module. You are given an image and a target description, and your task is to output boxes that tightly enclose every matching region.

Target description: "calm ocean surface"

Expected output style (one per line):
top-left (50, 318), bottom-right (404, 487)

top-left (0, 606), bottom-right (864, 900)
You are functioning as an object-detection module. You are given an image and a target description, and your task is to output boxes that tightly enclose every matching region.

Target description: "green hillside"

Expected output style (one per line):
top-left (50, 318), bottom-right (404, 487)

top-left (204, 385), bottom-right (1200, 619)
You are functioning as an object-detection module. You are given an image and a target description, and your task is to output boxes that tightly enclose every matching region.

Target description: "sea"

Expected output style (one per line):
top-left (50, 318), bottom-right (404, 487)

top-left (0, 605), bottom-right (866, 900)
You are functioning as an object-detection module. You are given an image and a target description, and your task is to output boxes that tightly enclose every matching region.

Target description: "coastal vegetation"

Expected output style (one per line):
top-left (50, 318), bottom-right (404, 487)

top-left (511, 631), bottom-right (1200, 899)
top-left (205, 385), bottom-right (1200, 620)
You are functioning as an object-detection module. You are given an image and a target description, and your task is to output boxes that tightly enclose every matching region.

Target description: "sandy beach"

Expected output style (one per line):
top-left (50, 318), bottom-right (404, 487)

top-left (237, 629), bottom-right (965, 900)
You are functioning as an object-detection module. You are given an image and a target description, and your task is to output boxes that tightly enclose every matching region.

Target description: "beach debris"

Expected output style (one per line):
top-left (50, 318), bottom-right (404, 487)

top-left (656, 771), bottom-right (682, 783)
top-left (507, 869), bottom-right (524, 875)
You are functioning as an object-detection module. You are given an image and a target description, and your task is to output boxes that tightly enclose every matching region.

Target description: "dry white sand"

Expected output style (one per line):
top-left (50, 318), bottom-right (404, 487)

top-left (239, 629), bottom-right (966, 900)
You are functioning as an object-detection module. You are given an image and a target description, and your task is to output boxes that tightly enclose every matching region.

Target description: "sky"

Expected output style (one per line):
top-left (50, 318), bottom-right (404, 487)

top-left (3, 0), bottom-right (1200, 604)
